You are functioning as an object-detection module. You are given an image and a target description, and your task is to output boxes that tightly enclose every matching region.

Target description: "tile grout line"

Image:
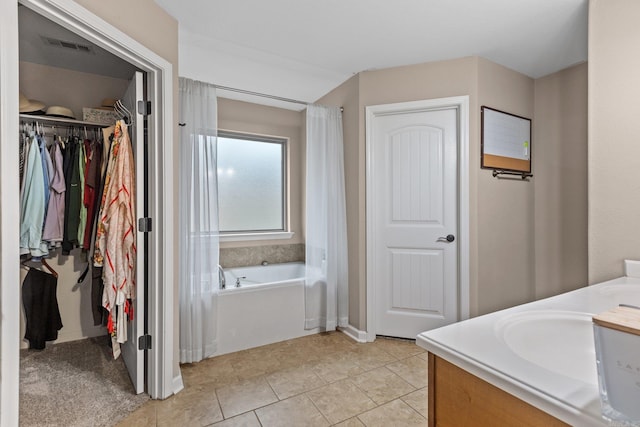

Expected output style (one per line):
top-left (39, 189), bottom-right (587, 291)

top-left (131, 333), bottom-right (429, 426)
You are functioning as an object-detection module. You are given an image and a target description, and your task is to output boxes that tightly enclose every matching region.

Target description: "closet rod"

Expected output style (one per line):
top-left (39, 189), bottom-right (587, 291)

top-left (213, 85), bottom-right (344, 112)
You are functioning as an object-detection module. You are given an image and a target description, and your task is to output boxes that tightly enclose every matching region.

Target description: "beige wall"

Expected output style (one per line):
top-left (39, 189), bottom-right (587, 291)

top-left (72, 0), bottom-right (590, 364)
top-left (361, 58), bottom-right (481, 321)
top-left (589, 0), bottom-right (640, 283)
top-left (318, 57), bottom-right (480, 329)
top-left (217, 98), bottom-right (304, 248)
top-left (317, 55), bottom-right (587, 330)
top-left (71, 0), bottom-right (182, 386)
top-left (476, 58), bottom-right (535, 314)
top-left (534, 63), bottom-right (588, 298)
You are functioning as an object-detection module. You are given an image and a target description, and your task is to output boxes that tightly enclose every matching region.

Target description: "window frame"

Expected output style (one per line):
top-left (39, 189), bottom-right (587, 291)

top-left (217, 129), bottom-right (292, 242)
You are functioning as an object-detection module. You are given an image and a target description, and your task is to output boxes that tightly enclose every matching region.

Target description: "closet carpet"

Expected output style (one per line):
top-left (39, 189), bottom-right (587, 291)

top-left (20, 336), bottom-right (149, 427)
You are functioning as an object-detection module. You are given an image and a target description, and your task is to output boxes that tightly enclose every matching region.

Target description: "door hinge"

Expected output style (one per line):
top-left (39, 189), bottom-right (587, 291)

top-left (137, 100), bottom-right (151, 116)
top-left (138, 334), bottom-right (152, 350)
top-left (138, 217), bottom-right (152, 232)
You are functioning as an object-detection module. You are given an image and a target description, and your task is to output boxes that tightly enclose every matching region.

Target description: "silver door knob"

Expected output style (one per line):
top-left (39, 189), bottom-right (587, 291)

top-left (437, 234), bottom-right (455, 243)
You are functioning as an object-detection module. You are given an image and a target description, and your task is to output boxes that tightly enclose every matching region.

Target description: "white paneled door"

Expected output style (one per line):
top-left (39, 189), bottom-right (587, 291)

top-left (368, 104), bottom-right (458, 339)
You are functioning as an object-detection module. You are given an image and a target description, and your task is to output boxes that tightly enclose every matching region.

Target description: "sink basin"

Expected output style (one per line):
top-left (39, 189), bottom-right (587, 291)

top-left (494, 310), bottom-right (597, 385)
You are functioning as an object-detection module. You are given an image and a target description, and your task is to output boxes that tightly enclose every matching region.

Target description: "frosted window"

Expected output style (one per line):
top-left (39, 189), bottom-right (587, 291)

top-left (217, 132), bottom-right (286, 232)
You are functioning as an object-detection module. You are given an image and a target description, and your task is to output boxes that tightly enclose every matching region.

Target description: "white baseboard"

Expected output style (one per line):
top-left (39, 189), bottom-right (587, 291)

top-left (172, 373), bottom-right (184, 396)
top-left (339, 324), bottom-right (368, 343)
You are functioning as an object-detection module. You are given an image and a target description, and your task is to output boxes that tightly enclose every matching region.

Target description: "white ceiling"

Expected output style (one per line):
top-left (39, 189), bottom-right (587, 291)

top-left (18, 5), bottom-right (138, 80)
top-left (157, 0), bottom-right (589, 110)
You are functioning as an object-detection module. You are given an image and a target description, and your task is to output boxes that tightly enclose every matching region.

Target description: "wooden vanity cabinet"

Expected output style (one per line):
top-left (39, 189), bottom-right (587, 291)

top-left (427, 353), bottom-right (570, 427)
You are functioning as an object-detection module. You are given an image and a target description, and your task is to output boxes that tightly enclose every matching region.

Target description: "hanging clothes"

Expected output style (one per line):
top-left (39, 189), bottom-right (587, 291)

top-left (20, 132), bottom-right (47, 257)
top-left (77, 140), bottom-right (87, 245)
top-left (19, 130), bottom-right (30, 188)
top-left (42, 138), bottom-right (66, 246)
top-left (83, 139), bottom-right (103, 251)
top-left (90, 129), bottom-right (113, 327)
top-left (94, 120), bottom-right (136, 357)
top-left (39, 135), bottom-right (53, 214)
top-left (22, 267), bottom-right (63, 350)
top-left (62, 137), bottom-right (82, 254)
top-left (91, 266), bottom-right (107, 326)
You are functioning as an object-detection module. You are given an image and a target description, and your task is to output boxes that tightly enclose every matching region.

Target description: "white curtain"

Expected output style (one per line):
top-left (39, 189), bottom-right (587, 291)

top-left (305, 105), bottom-right (349, 331)
top-left (178, 77), bottom-right (219, 363)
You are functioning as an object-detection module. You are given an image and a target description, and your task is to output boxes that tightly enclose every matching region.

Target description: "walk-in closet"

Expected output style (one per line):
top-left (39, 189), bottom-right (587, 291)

top-left (17, 4), bottom-right (149, 424)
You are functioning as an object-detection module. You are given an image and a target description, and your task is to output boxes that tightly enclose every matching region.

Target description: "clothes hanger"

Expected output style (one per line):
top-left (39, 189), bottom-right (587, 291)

top-left (56, 134), bottom-right (65, 150)
top-left (20, 257), bottom-right (59, 278)
top-left (40, 258), bottom-right (58, 278)
top-left (114, 99), bottom-right (133, 126)
top-left (20, 260), bottom-right (30, 272)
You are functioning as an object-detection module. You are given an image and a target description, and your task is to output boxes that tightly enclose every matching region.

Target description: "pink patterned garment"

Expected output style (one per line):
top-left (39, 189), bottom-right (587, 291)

top-left (94, 120), bottom-right (136, 348)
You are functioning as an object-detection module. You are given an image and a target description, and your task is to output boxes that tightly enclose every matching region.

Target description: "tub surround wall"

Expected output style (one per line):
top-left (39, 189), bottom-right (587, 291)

top-left (220, 244), bottom-right (304, 268)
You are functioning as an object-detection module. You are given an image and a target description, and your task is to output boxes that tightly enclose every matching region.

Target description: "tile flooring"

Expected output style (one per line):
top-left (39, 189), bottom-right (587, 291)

top-left (117, 332), bottom-right (429, 426)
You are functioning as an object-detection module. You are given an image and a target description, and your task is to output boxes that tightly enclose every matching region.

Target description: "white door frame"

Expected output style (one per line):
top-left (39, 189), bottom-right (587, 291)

top-left (365, 96), bottom-right (470, 342)
top-left (0, 0), bottom-right (177, 423)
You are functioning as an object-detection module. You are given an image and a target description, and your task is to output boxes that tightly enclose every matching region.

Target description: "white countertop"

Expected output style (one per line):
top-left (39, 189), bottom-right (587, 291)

top-left (417, 276), bottom-right (640, 427)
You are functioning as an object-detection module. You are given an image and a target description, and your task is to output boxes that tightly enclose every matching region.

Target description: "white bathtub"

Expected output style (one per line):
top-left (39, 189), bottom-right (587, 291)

top-left (216, 262), bottom-right (318, 356)
top-left (222, 262), bottom-right (305, 290)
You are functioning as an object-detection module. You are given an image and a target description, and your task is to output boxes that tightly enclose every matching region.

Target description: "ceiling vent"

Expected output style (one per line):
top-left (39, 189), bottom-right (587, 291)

top-left (41, 36), bottom-right (95, 54)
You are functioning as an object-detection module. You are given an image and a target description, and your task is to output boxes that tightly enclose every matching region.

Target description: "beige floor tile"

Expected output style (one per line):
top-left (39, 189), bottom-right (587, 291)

top-left (216, 376), bottom-right (279, 418)
top-left (115, 400), bottom-right (157, 427)
top-left (231, 354), bottom-right (284, 380)
top-left (311, 352), bottom-right (366, 383)
top-left (117, 332), bottom-right (435, 427)
top-left (333, 418), bottom-right (366, 427)
top-left (385, 355), bottom-right (428, 388)
top-left (371, 338), bottom-right (425, 360)
top-left (306, 379), bottom-right (377, 424)
top-left (289, 333), bottom-right (356, 359)
top-left (212, 411), bottom-right (261, 427)
top-left (181, 356), bottom-right (239, 388)
top-left (155, 384), bottom-right (223, 427)
top-left (350, 366), bottom-right (416, 405)
top-left (415, 351), bottom-right (429, 361)
top-left (255, 394), bottom-right (330, 427)
top-left (278, 340), bottom-right (335, 365)
top-left (401, 387), bottom-right (428, 418)
top-left (309, 331), bottom-right (359, 350)
top-left (357, 399), bottom-right (427, 427)
top-left (348, 345), bottom-right (397, 371)
top-left (266, 364), bottom-right (326, 399)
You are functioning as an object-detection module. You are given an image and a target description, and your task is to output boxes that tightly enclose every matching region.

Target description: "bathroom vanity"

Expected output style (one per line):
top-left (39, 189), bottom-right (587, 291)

top-left (417, 270), bottom-right (640, 426)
